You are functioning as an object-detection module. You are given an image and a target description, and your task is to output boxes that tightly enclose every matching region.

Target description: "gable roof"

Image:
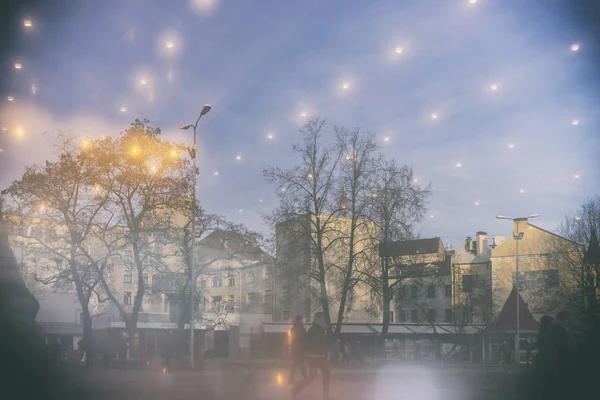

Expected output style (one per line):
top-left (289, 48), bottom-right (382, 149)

top-left (486, 287), bottom-right (539, 332)
top-left (379, 237), bottom-right (443, 257)
top-left (198, 230), bottom-right (270, 261)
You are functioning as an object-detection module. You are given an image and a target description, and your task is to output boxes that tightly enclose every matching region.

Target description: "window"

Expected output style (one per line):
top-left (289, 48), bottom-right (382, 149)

top-left (462, 275), bottom-right (474, 293)
top-left (212, 276), bottom-right (222, 288)
top-left (427, 285), bottom-right (436, 298)
top-left (142, 273), bottom-right (149, 286)
top-left (228, 277), bottom-right (236, 287)
top-left (212, 296), bottom-right (222, 309)
top-left (246, 271), bottom-right (254, 283)
top-left (264, 290), bottom-right (273, 306)
top-left (247, 292), bottom-right (257, 306)
top-left (263, 267), bottom-right (272, 280)
top-left (398, 310), bottom-right (406, 322)
top-left (199, 280), bottom-right (206, 289)
top-left (445, 284), bottom-right (452, 298)
top-left (427, 309), bottom-right (436, 322)
top-left (445, 308), bottom-right (453, 323)
top-left (410, 309), bottom-right (418, 323)
top-left (390, 311), bottom-right (394, 323)
top-left (123, 270), bottom-right (132, 283)
top-left (123, 291), bottom-right (132, 305)
top-left (228, 294), bottom-right (235, 303)
top-left (398, 287), bottom-right (406, 299)
top-left (410, 285), bottom-right (418, 300)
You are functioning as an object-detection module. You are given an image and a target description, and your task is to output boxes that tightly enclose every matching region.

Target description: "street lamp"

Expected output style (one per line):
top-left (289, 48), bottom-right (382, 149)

top-left (180, 103), bottom-right (212, 368)
top-left (495, 213), bottom-right (539, 363)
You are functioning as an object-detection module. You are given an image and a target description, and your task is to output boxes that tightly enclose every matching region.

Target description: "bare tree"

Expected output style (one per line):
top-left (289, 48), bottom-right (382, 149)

top-left (264, 118), bottom-right (345, 332)
top-left (363, 160), bottom-right (431, 338)
top-left (543, 196), bottom-right (600, 323)
top-left (2, 133), bottom-right (109, 354)
top-left (84, 119), bottom-right (191, 342)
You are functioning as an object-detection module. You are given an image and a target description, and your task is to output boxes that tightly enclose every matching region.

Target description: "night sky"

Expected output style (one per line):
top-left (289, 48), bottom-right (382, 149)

top-left (1, 0), bottom-right (599, 247)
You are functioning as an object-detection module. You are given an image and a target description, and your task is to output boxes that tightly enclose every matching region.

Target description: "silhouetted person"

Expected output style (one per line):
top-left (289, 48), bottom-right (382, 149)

top-left (292, 312), bottom-right (332, 400)
top-left (525, 338), bottom-right (533, 365)
top-left (117, 334), bottom-right (128, 371)
top-left (533, 315), bottom-right (559, 400)
top-left (49, 337), bottom-right (64, 364)
top-left (414, 340), bottom-right (421, 362)
top-left (288, 315), bottom-right (307, 383)
top-left (0, 211), bottom-right (97, 399)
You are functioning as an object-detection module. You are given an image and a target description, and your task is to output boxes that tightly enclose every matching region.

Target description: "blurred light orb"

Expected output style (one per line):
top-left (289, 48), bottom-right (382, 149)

top-left (372, 193), bottom-right (377, 198)
top-left (235, 155), bottom-right (242, 161)
top-left (474, 201), bottom-right (480, 206)
top-left (214, 171), bottom-right (219, 176)
top-left (508, 143), bottom-right (515, 149)
top-left (394, 46), bottom-right (403, 54)
top-left (165, 41), bottom-right (174, 48)
top-left (430, 214), bottom-right (434, 218)
top-left (576, 216), bottom-right (581, 221)
top-left (238, 209), bottom-right (243, 213)
top-left (519, 188), bottom-right (525, 194)
top-left (140, 78), bottom-right (147, 85)
top-left (413, 178), bottom-right (418, 183)
top-left (431, 113), bottom-right (438, 120)
top-left (0, 148), bottom-right (3, 152)
top-left (469, 0), bottom-right (478, 4)
top-left (1, 126), bottom-right (7, 131)
top-left (345, 154), bottom-right (352, 160)
top-left (571, 119), bottom-right (579, 126)
top-left (14, 63), bottom-right (22, 70)
top-left (23, 20), bottom-right (32, 28)
top-left (191, 0), bottom-right (219, 14)
top-left (15, 127), bottom-right (24, 137)
top-left (342, 82), bottom-right (350, 90)
top-left (7, 96), bottom-right (14, 102)
top-left (120, 106), bottom-right (127, 112)
top-left (31, 84), bottom-right (37, 95)
top-left (574, 174), bottom-right (580, 179)
top-left (259, 198), bottom-right (263, 203)
top-left (80, 138), bottom-right (91, 148)
top-left (571, 43), bottom-right (580, 52)
top-left (383, 136), bottom-right (390, 142)
top-left (490, 83), bottom-right (499, 91)
top-left (267, 132), bottom-right (274, 140)
top-left (307, 173), bottom-right (313, 178)
top-left (300, 111), bottom-right (307, 118)
top-left (455, 162), bottom-right (462, 167)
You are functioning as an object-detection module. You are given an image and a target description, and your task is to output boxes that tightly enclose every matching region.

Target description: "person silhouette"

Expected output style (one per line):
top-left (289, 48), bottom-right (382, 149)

top-left (292, 312), bottom-right (333, 400)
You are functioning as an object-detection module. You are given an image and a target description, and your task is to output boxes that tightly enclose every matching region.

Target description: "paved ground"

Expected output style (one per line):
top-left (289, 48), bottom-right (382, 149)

top-left (73, 361), bottom-right (530, 400)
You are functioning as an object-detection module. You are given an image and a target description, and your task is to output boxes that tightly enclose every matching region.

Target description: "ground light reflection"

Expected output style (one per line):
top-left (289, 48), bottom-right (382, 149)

top-left (374, 365), bottom-right (438, 400)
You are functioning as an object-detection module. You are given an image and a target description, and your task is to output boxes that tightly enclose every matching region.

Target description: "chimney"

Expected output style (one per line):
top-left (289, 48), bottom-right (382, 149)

top-left (476, 231), bottom-right (488, 257)
top-left (465, 236), bottom-right (472, 251)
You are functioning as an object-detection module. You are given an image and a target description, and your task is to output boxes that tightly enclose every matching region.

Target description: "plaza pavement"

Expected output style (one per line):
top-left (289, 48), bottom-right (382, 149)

top-left (74, 360), bottom-right (528, 400)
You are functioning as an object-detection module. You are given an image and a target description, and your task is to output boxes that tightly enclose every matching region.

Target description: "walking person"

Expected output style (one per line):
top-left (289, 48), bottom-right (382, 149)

top-left (288, 316), bottom-right (307, 384)
top-left (117, 334), bottom-right (128, 371)
top-left (292, 312), bottom-right (333, 400)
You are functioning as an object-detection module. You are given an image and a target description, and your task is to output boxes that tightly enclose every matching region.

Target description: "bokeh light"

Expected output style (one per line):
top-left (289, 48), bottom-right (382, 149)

top-left (571, 43), bottom-right (580, 52)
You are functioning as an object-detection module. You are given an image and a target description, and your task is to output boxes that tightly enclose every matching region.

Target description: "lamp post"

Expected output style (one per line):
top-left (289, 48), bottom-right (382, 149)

top-left (180, 104), bottom-right (212, 368)
top-left (496, 213), bottom-right (539, 364)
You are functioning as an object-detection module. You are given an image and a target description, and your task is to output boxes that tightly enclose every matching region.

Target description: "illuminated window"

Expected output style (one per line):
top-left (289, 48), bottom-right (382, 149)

top-left (123, 291), bottom-right (132, 305)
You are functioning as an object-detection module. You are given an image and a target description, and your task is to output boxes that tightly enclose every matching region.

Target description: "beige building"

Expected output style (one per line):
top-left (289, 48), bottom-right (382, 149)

top-left (491, 219), bottom-right (572, 321)
top-left (274, 213), bottom-right (379, 324)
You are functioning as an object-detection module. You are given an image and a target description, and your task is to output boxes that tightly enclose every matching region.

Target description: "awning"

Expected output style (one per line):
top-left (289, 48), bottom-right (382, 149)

top-left (38, 322), bottom-right (83, 336)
